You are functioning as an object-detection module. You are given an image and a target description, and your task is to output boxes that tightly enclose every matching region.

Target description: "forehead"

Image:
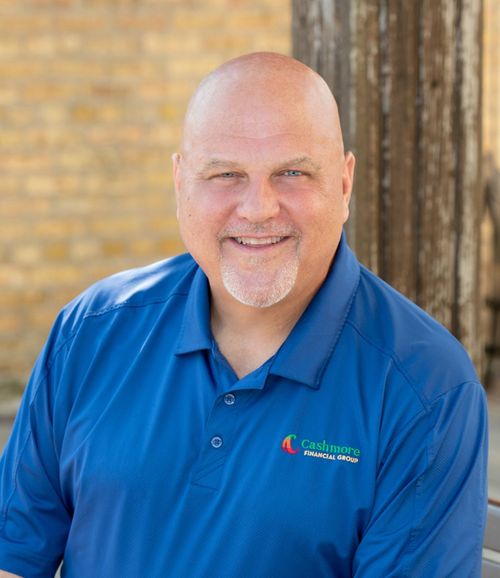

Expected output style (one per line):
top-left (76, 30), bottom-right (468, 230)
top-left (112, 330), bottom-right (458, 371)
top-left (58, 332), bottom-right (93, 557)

top-left (196, 154), bottom-right (323, 180)
top-left (193, 103), bottom-right (325, 144)
top-left (182, 68), bottom-right (342, 156)
top-left (185, 130), bottom-right (337, 171)
top-left (183, 105), bottom-right (341, 169)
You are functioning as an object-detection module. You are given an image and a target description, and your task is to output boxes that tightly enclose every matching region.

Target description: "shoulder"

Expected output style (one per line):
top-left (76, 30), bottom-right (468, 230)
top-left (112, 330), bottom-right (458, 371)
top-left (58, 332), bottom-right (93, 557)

top-left (77, 252), bottom-right (196, 314)
top-left (346, 264), bottom-right (480, 405)
top-left (48, 253), bottom-right (198, 348)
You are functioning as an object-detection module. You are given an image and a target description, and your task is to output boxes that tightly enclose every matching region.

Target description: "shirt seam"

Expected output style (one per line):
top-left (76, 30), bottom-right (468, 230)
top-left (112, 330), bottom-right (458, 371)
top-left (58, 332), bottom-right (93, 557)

top-left (42, 290), bottom-right (188, 379)
top-left (397, 380), bottom-right (484, 575)
top-left (32, 291), bottom-right (190, 439)
top-left (344, 318), bottom-right (481, 411)
top-left (382, 380), bottom-right (481, 461)
top-left (401, 448), bottom-right (428, 577)
top-left (0, 291), bottom-right (189, 539)
top-left (0, 429), bottom-right (33, 537)
top-left (359, 381), bottom-right (481, 576)
top-left (345, 318), bottom-right (428, 409)
top-left (81, 289), bottom-right (189, 319)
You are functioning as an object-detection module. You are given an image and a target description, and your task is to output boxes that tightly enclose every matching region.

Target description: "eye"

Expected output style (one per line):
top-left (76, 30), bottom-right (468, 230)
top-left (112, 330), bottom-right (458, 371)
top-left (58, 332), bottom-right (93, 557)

top-left (206, 171), bottom-right (239, 181)
top-left (282, 170), bottom-right (304, 177)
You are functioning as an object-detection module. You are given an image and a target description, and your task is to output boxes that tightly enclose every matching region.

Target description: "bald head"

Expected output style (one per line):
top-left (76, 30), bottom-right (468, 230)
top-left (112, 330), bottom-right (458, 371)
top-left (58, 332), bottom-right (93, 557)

top-left (180, 52), bottom-right (344, 156)
top-left (173, 52), bottom-right (355, 314)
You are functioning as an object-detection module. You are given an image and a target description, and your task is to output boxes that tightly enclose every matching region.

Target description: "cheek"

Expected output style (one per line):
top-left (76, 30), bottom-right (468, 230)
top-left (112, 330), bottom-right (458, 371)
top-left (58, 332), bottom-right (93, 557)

top-left (179, 193), bottom-right (207, 224)
top-left (177, 195), bottom-right (203, 244)
top-left (177, 198), bottom-right (193, 235)
top-left (177, 193), bottom-right (225, 248)
top-left (294, 197), bottom-right (345, 252)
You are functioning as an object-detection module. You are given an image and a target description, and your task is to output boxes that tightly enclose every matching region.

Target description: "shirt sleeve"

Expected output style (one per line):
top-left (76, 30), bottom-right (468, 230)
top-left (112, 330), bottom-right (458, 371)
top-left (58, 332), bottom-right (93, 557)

top-left (0, 324), bottom-right (72, 578)
top-left (353, 380), bottom-right (488, 578)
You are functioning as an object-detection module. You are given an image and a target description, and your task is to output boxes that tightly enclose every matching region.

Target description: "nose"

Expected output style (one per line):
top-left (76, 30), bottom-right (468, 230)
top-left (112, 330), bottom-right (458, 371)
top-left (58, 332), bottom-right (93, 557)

top-left (236, 178), bottom-right (280, 223)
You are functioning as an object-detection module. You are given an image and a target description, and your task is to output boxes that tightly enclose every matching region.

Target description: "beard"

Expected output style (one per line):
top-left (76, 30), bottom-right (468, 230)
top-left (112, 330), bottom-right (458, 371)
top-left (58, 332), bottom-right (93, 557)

top-left (220, 258), bottom-right (299, 307)
top-left (219, 249), bottom-right (299, 308)
top-left (217, 223), bottom-right (301, 308)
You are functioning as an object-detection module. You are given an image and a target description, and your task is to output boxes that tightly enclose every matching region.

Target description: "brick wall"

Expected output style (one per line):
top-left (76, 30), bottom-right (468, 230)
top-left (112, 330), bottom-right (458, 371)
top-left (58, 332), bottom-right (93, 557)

top-left (483, 0), bottom-right (500, 275)
top-left (484, 0), bottom-right (500, 161)
top-left (1, 1), bottom-right (498, 399)
top-left (0, 0), bottom-right (291, 396)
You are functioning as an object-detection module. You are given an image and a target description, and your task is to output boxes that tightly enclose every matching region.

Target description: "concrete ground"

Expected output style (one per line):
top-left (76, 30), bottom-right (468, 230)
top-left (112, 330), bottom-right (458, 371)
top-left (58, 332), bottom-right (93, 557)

top-left (0, 417), bottom-right (13, 453)
top-left (488, 396), bottom-right (500, 500)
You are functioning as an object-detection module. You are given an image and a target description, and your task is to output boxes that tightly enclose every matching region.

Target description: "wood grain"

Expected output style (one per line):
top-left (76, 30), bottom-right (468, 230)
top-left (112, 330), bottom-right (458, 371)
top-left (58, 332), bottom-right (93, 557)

top-left (292, 0), bottom-right (483, 367)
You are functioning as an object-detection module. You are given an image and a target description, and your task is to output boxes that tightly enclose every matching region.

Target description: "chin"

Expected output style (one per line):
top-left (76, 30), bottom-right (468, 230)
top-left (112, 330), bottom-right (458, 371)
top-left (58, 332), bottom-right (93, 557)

top-left (227, 288), bottom-right (291, 309)
top-left (221, 268), bottom-right (298, 309)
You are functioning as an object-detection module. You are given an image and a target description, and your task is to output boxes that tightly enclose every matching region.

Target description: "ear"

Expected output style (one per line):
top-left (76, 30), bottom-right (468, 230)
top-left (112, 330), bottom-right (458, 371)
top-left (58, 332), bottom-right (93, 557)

top-left (172, 152), bottom-right (182, 219)
top-left (341, 151), bottom-right (355, 223)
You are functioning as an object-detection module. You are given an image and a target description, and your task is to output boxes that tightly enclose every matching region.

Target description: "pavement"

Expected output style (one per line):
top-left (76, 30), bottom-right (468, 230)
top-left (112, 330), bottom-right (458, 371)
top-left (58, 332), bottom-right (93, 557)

top-left (488, 396), bottom-right (500, 500)
top-left (0, 398), bottom-right (20, 451)
top-left (0, 419), bottom-right (14, 454)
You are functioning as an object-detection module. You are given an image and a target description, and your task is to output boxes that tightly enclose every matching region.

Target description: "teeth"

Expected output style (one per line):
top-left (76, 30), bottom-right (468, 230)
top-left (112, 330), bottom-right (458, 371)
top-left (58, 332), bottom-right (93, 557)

top-left (235, 236), bottom-right (285, 246)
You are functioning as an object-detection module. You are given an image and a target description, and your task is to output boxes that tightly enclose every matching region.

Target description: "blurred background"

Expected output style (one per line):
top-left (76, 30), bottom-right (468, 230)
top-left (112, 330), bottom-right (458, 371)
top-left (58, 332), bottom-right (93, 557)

top-left (0, 0), bottom-right (499, 501)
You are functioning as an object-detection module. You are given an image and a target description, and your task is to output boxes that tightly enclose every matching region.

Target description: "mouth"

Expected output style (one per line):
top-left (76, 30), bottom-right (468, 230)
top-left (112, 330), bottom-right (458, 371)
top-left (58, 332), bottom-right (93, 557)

top-left (233, 236), bottom-right (287, 247)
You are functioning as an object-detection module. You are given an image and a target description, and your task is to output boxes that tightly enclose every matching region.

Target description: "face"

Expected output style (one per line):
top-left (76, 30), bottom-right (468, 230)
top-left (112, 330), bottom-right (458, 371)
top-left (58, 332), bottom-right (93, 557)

top-left (174, 66), bottom-right (355, 311)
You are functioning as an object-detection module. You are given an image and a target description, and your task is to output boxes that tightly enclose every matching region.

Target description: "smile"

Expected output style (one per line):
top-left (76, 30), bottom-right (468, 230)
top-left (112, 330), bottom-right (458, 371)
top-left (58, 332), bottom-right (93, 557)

top-left (233, 236), bottom-right (287, 246)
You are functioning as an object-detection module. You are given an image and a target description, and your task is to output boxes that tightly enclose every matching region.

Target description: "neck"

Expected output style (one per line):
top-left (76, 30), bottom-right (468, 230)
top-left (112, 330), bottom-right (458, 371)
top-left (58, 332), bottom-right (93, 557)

top-left (210, 284), bottom-right (318, 379)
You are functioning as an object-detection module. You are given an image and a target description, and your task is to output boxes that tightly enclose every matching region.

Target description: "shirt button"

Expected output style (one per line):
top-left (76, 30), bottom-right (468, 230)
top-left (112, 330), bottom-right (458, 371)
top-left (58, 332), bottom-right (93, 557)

top-left (211, 436), bottom-right (223, 449)
top-left (224, 393), bottom-right (236, 406)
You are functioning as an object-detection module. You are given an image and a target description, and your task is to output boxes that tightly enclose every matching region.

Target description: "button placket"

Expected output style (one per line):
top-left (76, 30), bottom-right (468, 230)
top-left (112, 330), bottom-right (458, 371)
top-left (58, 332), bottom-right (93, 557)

top-left (206, 394), bottom-right (236, 452)
top-left (191, 393), bottom-right (242, 489)
top-left (209, 392), bottom-right (236, 451)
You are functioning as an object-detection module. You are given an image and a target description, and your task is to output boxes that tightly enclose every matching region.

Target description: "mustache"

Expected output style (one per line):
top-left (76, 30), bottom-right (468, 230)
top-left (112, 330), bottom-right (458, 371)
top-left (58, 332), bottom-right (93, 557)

top-left (218, 224), bottom-right (300, 239)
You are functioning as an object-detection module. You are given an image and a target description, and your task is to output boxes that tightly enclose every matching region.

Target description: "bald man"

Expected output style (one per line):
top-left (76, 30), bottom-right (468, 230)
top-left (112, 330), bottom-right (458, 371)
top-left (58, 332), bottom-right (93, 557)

top-left (0, 53), bottom-right (487, 577)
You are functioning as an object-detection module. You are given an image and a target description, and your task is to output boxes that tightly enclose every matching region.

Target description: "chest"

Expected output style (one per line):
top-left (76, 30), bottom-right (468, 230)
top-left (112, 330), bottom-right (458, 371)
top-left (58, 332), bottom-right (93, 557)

top-left (58, 351), bottom-right (377, 541)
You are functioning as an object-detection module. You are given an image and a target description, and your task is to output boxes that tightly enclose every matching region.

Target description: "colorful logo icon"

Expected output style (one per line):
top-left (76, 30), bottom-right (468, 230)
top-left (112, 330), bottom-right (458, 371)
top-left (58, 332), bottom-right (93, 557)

top-left (281, 434), bottom-right (300, 455)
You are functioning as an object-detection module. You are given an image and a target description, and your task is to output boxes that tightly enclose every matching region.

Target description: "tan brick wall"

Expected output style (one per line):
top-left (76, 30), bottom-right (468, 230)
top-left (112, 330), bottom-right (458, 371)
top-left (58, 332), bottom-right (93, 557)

top-left (0, 0), bottom-right (291, 395)
top-left (482, 0), bottom-right (500, 381)
top-left (484, 0), bottom-right (500, 161)
top-left (2, 1), bottom-right (497, 397)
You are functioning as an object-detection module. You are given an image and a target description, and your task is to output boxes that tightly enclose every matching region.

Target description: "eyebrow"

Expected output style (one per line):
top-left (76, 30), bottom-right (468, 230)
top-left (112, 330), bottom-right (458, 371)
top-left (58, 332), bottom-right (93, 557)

top-left (279, 156), bottom-right (321, 172)
top-left (198, 156), bottom-right (321, 175)
top-left (199, 159), bottom-right (241, 173)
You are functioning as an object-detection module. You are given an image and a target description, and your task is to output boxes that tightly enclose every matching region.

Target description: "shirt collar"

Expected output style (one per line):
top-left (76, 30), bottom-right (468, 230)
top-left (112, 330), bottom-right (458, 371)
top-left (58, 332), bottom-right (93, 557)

top-left (269, 233), bottom-right (360, 388)
top-left (175, 233), bottom-right (361, 388)
top-left (175, 266), bottom-right (213, 354)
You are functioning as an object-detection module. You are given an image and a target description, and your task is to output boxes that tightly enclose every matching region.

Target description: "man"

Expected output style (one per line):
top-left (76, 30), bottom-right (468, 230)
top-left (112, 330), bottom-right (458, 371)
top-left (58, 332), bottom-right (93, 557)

top-left (0, 53), bottom-right (488, 577)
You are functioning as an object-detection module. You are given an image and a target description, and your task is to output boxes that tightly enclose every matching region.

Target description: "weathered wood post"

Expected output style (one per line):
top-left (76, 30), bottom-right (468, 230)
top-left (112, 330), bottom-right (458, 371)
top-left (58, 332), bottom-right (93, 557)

top-left (292, 0), bottom-right (483, 369)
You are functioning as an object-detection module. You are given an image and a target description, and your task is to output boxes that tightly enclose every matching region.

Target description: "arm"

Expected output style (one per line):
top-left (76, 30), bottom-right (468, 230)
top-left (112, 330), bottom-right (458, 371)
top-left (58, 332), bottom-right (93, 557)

top-left (0, 320), bottom-right (71, 577)
top-left (353, 381), bottom-right (488, 577)
top-left (0, 571), bottom-right (23, 577)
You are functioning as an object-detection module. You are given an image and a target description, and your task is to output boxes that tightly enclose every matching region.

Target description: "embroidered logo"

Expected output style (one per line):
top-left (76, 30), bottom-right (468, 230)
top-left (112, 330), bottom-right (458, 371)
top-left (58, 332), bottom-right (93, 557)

top-left (281, 433), bottom-right (361, 463)
top-left (281, 434), bottom-right (300, 454)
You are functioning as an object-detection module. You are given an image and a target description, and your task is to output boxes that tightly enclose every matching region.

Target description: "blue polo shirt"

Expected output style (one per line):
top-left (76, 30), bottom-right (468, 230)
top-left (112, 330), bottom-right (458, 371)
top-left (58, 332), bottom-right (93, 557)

top-left (0, 236), bottom-right (488, 577)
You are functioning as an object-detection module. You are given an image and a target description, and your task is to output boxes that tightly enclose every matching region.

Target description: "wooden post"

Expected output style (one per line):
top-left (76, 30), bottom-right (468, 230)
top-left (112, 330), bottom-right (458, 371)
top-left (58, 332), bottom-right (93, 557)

top-left (292, 0), bottom-right (483, 368)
